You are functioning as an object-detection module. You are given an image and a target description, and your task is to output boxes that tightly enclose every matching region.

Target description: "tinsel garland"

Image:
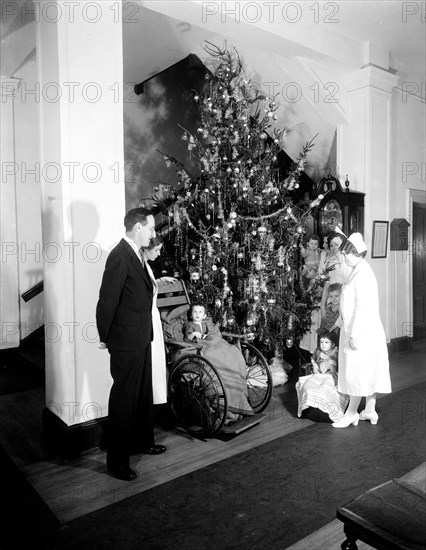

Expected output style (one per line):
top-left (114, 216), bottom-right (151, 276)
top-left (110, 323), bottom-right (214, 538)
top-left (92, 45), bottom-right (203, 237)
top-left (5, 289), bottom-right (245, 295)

top-left (143, 41), bottom-right (326, 362)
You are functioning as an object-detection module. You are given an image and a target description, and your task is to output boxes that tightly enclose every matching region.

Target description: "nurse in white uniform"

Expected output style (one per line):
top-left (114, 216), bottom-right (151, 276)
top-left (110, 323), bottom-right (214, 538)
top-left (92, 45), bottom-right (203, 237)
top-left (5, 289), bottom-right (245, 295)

top-left (333, 233), bottom-right (391, 428)
top-left (142, 237), bottom-right (176, 405)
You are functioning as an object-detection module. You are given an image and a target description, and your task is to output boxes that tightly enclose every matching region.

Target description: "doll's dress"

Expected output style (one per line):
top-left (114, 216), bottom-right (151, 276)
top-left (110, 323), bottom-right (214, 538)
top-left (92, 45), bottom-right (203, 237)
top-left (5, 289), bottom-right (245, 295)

top-left (295, 347), bottom-right (349, 422)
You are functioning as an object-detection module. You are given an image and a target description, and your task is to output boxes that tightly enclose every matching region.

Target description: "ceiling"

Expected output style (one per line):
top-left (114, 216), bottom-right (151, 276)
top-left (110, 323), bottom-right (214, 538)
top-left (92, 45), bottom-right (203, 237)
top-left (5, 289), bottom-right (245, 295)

top-left (321, 0), bottom-right (425, 79)
top-left (123, 0), bottom-right (425, 88)
top-left (1, 1), bottom-right (423, 90)
top-left (120, 0), bottom-right (425, 176)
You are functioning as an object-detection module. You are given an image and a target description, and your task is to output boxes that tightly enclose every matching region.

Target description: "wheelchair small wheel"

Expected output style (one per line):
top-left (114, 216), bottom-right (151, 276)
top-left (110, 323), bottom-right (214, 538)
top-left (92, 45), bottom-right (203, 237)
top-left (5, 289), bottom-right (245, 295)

top-left (168, 355), bottom-right (228, 438)
top-left (241, 342), bottom-right (273, 413)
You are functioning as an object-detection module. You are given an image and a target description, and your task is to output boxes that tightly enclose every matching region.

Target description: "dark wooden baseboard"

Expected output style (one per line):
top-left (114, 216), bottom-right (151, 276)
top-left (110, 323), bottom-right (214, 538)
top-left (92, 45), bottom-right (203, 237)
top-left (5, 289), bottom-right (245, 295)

top-left (42, 407), bottom-right (107, 459)
top-left (389, 336), bottom-right (413, 355)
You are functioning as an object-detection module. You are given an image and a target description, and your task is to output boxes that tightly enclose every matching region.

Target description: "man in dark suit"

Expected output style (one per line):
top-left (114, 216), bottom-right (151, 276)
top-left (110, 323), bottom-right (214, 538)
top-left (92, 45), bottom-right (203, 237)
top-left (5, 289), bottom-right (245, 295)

top-left (96, 207), bottom-right (166, 481)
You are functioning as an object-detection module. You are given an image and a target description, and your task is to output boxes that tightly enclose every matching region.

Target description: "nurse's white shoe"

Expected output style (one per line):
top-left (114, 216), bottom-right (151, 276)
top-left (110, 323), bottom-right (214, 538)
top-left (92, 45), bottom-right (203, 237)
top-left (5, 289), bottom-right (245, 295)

top-left (332, 413), bottom-right (359, 428)
top-left (359, 410), bottom-right (379, 424)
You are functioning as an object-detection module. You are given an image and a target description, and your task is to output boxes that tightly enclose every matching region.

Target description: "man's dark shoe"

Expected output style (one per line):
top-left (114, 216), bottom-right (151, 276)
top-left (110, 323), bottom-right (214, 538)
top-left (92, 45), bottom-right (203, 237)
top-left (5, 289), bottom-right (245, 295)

top-left (141, 444), bottom-right (166, 455)
top-left (107, 465), bottom-right (138, 481)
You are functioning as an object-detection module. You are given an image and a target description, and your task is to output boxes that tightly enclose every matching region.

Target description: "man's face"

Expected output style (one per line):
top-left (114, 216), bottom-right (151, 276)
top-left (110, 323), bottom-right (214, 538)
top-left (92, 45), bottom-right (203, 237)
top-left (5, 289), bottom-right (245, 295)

top-left (137, 215), bottom-right (156, 248)
top-left (191, 306), bottom-right (206, 323)
top-left (329, 237), bottom-right (342, 253)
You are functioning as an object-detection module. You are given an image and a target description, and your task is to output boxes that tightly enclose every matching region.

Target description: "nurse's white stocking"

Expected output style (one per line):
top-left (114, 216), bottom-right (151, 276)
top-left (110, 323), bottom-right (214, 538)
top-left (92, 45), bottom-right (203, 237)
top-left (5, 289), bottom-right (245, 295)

top-left (346, 395), bottom-right (362, 416)
top-left (364, 393), bottom-right (377, 413)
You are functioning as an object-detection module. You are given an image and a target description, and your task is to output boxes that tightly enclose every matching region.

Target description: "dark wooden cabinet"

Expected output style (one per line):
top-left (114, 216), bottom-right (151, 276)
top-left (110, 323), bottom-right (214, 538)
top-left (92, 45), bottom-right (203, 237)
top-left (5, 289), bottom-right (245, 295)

top-left (311, 173), bottom-right (365, 241)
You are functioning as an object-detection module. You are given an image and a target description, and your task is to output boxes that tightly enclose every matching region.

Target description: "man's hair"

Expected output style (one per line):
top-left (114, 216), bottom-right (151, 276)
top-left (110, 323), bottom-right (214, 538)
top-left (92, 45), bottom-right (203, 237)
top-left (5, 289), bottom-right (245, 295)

top-left (124, 207), bottom-right (153, 232)
top-left (328, 283), bottom-right (342, 294)
top-left (340, 240), bottom-right (367, 258)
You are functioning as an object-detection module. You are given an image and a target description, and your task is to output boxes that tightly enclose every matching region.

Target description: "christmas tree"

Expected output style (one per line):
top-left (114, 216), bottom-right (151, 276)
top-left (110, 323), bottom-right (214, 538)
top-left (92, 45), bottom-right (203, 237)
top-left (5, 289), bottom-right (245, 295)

top-left (147, 43), bottom-right (323, 365)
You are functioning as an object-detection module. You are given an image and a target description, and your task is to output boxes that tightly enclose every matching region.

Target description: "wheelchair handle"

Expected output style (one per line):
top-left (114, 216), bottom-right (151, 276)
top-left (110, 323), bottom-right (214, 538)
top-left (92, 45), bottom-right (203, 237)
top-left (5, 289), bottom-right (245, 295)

top-left (222, 332), bottom-right (247, 340)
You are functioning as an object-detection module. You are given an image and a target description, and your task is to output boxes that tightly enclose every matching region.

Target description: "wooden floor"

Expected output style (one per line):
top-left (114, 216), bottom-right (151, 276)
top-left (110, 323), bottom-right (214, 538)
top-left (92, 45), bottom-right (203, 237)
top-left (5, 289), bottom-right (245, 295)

top-left (0, 340), bottom-right (425, 549)
top-left (286, 462), bottom-right (426, 550)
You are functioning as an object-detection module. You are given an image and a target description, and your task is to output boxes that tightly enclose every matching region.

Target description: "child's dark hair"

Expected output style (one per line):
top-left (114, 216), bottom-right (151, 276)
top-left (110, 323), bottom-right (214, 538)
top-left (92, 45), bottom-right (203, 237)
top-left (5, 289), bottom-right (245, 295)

top-left (318, 330), bottom-right (338, 347)
top-left (190, 302), bottom-right (207, 313)
top-left (306, 233), bottom-right (320, 244)
top-left (328, 283), bottom-right (342, 293)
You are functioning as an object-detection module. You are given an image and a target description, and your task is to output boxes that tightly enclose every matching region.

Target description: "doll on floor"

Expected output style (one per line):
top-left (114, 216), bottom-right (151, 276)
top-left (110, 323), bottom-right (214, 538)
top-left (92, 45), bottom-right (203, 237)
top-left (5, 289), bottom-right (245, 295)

top-left (310, 333), bottom-right (338, 376)
top-left (296, 331), bottom-right (349, 422)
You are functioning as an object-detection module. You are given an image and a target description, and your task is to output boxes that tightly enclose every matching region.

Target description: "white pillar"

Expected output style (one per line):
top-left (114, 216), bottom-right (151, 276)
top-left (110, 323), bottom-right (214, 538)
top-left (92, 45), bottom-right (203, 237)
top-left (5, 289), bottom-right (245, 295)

top-left (0, 77), bottom-right (21, 349)
top-left (337, 65), bottom-right (399, 339)
top-left (34, 1), bottom-right (125, 442)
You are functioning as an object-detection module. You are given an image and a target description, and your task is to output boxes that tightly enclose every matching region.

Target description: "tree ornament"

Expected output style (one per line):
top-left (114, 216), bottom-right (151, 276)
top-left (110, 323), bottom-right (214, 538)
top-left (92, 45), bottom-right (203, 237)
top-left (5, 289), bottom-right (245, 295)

top-left (156, 42), bottom-right (318, 363)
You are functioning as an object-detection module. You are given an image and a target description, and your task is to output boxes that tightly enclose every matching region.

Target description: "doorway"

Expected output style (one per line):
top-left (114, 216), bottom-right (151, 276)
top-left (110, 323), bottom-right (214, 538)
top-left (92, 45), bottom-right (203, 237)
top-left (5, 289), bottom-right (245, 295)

top-left (413, 201), bottom-right (426, 340)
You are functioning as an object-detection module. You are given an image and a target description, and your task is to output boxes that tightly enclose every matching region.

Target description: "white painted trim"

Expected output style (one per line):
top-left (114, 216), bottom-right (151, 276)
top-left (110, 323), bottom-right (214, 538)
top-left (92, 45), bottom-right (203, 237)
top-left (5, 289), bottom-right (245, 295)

top-left (0, 76), bottom-right (22, 349)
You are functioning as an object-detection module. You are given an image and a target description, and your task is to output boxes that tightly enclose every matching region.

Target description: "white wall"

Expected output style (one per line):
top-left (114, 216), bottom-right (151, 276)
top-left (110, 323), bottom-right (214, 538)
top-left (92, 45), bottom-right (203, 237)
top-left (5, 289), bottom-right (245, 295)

top-left (13, 57), bottom-right (44, 340)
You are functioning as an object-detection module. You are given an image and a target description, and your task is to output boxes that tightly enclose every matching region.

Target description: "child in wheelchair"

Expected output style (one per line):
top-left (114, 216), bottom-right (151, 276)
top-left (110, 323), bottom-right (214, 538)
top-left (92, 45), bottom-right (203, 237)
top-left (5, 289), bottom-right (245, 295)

top-left (161, 302), bottom-right (254, 424)
top-left (183, 304), bottom-right (209, 341)
top-left (182, 303), bottom-right (254, 423)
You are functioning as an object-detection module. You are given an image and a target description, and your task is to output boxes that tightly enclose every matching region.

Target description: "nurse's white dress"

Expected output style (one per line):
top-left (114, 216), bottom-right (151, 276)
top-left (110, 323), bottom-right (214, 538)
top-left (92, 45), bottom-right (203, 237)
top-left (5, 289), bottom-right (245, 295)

top-left (146, 262), bottom-right (167, 404)
top-left (338, 259), bottom-right (391, 396)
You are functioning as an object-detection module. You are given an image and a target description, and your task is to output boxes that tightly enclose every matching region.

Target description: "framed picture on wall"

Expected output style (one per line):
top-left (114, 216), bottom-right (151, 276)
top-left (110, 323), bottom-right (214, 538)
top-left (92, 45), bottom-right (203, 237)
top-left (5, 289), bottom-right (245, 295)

top-left (371, 221), bottom-right (389, 258)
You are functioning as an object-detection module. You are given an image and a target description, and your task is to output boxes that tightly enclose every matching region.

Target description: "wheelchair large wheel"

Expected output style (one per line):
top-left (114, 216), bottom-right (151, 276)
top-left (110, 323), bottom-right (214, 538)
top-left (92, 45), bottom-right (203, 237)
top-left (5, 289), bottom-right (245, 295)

top-left (168, 355), bottom-right (228, 438)
top-left (241, 342), bottom-right (273, 413)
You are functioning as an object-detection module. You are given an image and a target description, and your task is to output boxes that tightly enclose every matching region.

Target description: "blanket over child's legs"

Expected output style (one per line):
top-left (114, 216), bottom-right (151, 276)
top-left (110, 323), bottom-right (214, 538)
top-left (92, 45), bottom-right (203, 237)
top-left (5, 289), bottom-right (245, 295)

top-left (201, 339), bottom-right (254, 421)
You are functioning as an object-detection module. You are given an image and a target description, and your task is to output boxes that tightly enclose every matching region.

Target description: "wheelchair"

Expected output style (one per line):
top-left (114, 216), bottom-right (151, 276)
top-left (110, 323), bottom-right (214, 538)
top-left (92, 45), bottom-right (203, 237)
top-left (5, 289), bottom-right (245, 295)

top-left (157, 281), bottom-right (273, 438)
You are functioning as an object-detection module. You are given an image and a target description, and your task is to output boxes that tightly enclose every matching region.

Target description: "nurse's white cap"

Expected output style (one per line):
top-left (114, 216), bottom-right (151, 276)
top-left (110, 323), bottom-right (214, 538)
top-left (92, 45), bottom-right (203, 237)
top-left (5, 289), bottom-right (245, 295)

top-left (348, 232), bottom-right (367, 253)
top-left (334, 226), bottom-right (347, 238)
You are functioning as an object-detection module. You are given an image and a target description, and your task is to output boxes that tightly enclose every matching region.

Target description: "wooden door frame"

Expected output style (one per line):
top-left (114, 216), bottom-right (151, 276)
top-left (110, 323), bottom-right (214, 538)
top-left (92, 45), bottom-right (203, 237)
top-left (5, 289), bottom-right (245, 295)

top-left (407, 189), bottom-right (426, 340)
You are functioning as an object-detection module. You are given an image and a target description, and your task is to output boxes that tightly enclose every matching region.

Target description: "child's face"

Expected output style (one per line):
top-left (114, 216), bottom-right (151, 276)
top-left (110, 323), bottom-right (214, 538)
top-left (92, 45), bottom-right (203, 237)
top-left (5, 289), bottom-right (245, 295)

top-left (320, 338), bottom-right (333, 352)
top-left (329, 290), bottom-right (340, 307)
top-left (308, 239), bottom-right (319, 250)
top-left (191, 306), bottom-right (206, 323)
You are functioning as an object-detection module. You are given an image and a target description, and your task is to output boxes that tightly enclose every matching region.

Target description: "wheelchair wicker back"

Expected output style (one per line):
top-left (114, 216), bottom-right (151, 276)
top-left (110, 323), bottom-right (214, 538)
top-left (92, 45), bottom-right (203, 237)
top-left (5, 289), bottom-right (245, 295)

top-left (157, 280), bottom-right (272, 438)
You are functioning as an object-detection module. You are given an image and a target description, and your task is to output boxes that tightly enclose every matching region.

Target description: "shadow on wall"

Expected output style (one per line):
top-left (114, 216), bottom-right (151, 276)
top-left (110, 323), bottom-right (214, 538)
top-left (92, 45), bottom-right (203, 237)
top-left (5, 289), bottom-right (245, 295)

top-left (124, 55), bottom-right (209, 209)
